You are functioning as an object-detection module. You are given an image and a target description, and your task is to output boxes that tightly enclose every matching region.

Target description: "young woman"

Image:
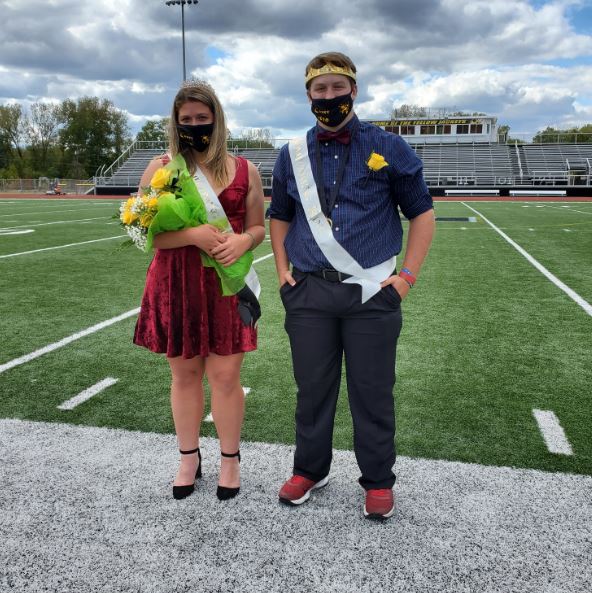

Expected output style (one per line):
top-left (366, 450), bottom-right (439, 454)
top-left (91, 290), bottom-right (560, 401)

top-left (133, 80), bottom-right (265, 501)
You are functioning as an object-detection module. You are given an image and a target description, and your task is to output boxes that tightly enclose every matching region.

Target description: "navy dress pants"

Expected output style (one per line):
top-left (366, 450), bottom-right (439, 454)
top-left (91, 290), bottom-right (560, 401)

top-left (281, 270), bottom-right (403, 490)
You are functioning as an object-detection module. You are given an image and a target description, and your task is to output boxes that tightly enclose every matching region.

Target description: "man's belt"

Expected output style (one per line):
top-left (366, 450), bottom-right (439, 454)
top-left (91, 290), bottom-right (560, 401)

top-left (294, 268), bottom-right (353, 282)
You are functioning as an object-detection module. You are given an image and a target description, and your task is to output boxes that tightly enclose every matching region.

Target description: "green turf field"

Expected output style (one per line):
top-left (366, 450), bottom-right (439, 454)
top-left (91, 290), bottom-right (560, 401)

top-left (1, 198), bottom-right (591, 475)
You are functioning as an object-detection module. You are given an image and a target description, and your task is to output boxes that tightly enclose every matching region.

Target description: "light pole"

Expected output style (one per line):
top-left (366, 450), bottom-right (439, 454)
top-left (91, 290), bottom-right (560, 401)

top-left (165, 0), bottom-right (199, 81)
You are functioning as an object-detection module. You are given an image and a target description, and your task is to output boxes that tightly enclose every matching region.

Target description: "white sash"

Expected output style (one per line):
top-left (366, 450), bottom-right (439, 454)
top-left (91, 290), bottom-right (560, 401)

top-left (288, 136), bottom-right (396, 303)
top-left (193, 164), bottom-right (261, 298)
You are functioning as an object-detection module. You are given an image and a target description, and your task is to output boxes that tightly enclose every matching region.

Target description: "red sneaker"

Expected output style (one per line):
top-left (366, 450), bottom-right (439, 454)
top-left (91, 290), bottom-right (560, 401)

top-left (364, 488), bottom-right (395, 520)
top-left (278, 475), bottom-right (329, 506)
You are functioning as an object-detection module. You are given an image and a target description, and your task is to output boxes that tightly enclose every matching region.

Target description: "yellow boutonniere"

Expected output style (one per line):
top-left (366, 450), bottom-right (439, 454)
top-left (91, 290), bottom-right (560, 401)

top-left (150, 167), bottom-right (172, 190)
top-left (367, 151), bottom-right (388, 172)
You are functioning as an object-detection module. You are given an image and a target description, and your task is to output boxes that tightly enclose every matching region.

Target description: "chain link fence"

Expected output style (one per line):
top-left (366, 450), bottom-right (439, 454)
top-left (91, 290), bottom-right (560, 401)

top-left (0, 179), bottom-right (94, 194)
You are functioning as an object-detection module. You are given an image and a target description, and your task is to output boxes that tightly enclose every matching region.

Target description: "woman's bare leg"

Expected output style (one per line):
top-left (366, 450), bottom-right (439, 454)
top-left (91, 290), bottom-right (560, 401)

top-left (168, 355), bottom-right (205, 486)
top-left (206, 353), bottom-right (244, 488)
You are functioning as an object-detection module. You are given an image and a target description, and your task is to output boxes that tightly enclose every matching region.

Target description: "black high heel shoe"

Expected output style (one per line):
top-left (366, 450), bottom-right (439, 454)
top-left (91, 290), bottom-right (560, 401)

top-left (216, 450), bottom-right (241, 501)
top-left (172, 447), bottom-right (202, 500)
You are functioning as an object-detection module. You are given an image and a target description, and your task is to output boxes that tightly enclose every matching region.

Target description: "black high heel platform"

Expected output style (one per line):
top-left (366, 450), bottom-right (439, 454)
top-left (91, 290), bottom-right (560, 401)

top-left (172, 447), bottom-right (202, 500)
top-left (216, 450), bottom-right (241, 501)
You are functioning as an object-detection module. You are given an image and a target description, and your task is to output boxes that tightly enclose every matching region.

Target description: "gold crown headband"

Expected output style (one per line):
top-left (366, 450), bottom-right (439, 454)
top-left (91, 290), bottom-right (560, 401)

top-left (179, 77), bottom-right (215, 93)
top-left (305, 63), bottom-right (356, 85)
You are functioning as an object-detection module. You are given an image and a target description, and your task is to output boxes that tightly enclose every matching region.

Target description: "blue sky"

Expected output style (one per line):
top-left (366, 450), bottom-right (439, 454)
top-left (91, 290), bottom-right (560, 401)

top-left (567, 1), bottom-right (592, 33)
top-left (1, 0), bottom-right (591, 139)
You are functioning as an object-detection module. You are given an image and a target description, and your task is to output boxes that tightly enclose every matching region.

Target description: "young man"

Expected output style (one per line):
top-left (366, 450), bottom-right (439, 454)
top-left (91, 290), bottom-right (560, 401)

top-left (269, 52), bottom-right (434, 520)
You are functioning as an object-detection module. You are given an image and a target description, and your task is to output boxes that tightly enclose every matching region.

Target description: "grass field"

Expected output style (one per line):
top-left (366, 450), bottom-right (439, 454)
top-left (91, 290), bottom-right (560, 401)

top-left (1, 197), bottom-right (591, 477)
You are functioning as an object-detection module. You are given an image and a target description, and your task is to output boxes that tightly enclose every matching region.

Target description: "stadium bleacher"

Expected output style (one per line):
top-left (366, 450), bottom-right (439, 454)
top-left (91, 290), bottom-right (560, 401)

top-left (520, 144), bottom-right (592, 185)
top-left (94, 140), bottom-right (592, 195)
top-left (414, 142), bottom-right (515, 186)
top-left (94, 144), bottom-right (279, 193)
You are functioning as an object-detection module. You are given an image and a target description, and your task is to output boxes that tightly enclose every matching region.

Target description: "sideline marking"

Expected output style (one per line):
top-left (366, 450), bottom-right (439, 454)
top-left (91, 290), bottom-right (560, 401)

top-left (57, 378), bottom-right (119, 410)
top-left (462, 203), bottom-right (592, 317)
top-left (0, 309), bottom-right (140, 375)
top-left (0, 254), bottom-right (275, 373)
top-left (532, 409), bottom-right (573, 456)
top-left (204, 387), bottom-right (250, 422)
top-left (0, 235), bottom-right (125, 259)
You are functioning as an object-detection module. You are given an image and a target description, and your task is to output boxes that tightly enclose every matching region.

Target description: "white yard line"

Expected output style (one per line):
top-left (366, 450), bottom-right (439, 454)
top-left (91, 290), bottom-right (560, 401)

top-left (0, 235), bottom-right (125, 259)
top-left (1, 254), bottom-right (275, 374)
top-left (0, 309), bottom-right (140, 375)
top-left (0, 207), bottom-right (111, 218)
top-left (57, 378), bottom-right (119, 410)
top-left (0, 229), bottom-right (35, 236)
top-left (1, 217), bottom-right (109, 230)
top-left (539, 205), bottom-right (592, 216)
top-left (532, 409), bottom-right (574, 455)
top-left (462, 203), bottom-right (592, 317)
top-left (253, 252), bottom-right (274, 264)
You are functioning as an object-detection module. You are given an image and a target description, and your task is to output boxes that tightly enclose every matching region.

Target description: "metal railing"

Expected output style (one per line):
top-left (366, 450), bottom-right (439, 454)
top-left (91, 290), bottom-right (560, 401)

top-left (94, 175), bottom-right (139, 187)
top-left (515, 142), bottom-right (523, 179)
top-left (501, 133), bottom-right (592, 144)
top-left (422, 170), bottom-right (591, 187)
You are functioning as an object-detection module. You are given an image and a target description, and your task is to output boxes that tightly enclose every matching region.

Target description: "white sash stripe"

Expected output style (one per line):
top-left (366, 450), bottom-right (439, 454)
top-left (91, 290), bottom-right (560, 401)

top-left (193, 165), bottom-right (260, 298)
top-left (288, 137), bottom-right (396, 303)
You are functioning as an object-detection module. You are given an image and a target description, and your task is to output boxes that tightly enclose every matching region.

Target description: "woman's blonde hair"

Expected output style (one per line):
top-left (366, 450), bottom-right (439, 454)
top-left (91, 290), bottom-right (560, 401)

top-left (169, 79), bottom-right (229, 186)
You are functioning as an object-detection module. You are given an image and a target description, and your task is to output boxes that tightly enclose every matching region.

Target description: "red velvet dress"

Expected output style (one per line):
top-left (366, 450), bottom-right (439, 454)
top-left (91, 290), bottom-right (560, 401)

top-left (133, 157), bottom-right (257, 358)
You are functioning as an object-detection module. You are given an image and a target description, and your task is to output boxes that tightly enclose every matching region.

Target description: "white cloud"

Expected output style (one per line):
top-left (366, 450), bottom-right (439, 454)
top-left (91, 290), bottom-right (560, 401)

top-left (0, 0), bottom-right (591, 138)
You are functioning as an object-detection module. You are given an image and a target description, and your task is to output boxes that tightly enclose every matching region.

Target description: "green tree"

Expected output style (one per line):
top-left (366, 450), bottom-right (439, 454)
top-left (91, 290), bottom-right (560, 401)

top-left (497, 123), bottom-right (525, 144)
top-left (0, 104), bottom-right (26, 165)
top-left (229, 128), bottom-right (274, 149)
top-left (533, 124), bottom-right (592, 144)
top-left (0, 163), bottom-right (19, 179)
top-left (391, 104), bottom-right (427, 118)
top-left (58, 97), bottom-right (131, 177)
top-left (136, 118), bottom-right (169, 143)
top-left (26, 101), bottom-right (62, 175)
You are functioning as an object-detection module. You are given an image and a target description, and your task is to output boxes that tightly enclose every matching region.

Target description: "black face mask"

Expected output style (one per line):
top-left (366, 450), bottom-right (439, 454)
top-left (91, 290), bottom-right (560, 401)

top-left (177, 123), bottom-right (214, 152)
top-left (310, 93), bottom-right (354, 128)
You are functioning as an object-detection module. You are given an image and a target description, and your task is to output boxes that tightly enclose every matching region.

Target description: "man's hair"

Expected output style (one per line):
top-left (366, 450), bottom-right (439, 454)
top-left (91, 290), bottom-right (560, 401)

top-left (305, 52), bottom-right (357, 89)
top-left (168, 79), bottom-right (229, 186)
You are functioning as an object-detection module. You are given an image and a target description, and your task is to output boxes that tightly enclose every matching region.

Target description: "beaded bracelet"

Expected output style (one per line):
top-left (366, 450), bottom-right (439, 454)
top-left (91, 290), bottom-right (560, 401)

top-left (243, 231), bottom-right (256, 250)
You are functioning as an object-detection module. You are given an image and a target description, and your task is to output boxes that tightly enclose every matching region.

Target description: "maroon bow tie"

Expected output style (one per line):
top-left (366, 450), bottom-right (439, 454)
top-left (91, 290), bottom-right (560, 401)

top-left (317, 128), bottom-right (351, 145)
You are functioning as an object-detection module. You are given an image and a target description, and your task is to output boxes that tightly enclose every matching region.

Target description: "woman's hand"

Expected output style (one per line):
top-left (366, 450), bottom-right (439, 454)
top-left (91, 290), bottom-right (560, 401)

top-left (191, 225), bottom-right (226, 254)
top-left (211, 233), bottom-right (252, 267)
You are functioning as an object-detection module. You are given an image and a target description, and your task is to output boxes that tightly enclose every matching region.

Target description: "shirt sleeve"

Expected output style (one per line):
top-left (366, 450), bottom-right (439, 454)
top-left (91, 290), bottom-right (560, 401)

top-left (268, 144), bottom-right (295, 222)
top-left (389, 136), bottom-right (433, 220)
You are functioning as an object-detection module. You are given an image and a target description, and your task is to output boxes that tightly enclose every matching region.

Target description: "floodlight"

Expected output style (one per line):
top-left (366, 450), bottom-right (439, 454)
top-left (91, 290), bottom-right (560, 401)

top-left (164, 0), bottom-right (199, 80)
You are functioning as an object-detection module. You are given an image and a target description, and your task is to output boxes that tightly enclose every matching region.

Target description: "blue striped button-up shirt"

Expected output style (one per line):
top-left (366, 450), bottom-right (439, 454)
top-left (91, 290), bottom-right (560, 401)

top-left (269, 115), bottom-right (433, 270)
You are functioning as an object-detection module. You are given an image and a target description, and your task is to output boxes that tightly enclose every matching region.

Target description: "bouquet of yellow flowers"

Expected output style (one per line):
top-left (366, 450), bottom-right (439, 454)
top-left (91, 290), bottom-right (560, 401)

top-left (118, 154), bottom-right (258, 319)
top-left (118, 193), bottom-right (159, 252)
